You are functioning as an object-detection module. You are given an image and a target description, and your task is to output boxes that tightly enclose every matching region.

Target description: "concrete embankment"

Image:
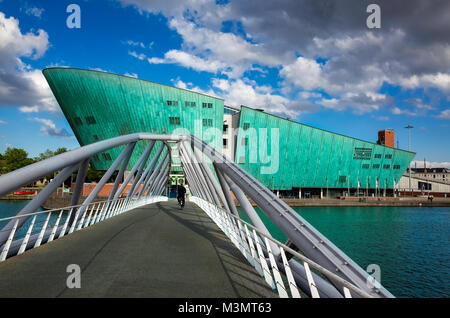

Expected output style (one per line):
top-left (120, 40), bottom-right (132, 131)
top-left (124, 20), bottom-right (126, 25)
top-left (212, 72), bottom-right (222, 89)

top-left (38, 195), bottom-right (450, 210)
top-left (233, 197), bottom-right (450, 207)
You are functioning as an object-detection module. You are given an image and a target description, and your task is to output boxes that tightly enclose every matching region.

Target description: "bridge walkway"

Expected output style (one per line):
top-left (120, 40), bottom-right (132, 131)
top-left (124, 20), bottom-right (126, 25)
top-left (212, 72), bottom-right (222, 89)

top-left (0, 200), bottom-right (276, 298)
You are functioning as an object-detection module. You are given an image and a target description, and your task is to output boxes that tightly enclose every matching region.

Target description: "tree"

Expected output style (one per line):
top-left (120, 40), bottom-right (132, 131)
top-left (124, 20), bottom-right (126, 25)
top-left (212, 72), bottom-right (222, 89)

top-left (2, 147), bottom-right (34, 173)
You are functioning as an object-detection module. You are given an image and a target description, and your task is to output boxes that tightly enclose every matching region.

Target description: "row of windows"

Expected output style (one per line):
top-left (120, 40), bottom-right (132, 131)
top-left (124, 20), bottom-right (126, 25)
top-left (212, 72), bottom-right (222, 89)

top-left (166, 100), bottom-right (179, 106)
top-left (167, 100), bottom-right (215, 108)
top-left (169, 117), bottom-right (181, 125)
top-left (168, 117), bottom-right (214, 126)
top-left (93, 153), bottom-right (128, 162)
top-left (203, 119), bottom-right (213, 127)
top-left (373, 154), bottom-right (393, 159)
top-left (360, 164), bottom-right (401, 170)
top-left (73, 116), bottom-right (96, 126)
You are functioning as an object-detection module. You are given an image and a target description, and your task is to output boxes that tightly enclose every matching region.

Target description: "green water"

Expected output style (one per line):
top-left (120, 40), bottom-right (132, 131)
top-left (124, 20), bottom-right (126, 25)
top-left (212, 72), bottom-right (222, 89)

top-left (238, 206), bottom-right (450, 298)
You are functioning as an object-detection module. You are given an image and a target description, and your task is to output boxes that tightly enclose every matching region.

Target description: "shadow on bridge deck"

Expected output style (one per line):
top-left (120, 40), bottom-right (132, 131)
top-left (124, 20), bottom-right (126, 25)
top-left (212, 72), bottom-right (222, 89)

top-left (0, 200), bottom-right (277, 298)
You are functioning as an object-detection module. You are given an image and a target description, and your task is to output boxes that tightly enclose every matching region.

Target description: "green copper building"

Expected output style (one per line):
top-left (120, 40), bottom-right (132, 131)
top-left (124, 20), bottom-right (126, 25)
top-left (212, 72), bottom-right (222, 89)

top-left (234, 106), bottom-right (415, 197)
top-left (43, 68), bottom-right (224, 173)
top-left (43, 68), bottom-right (415, 197)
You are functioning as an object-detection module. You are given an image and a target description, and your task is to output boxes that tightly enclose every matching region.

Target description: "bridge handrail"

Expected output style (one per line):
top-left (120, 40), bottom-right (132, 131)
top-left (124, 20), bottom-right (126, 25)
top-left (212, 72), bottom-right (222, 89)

top-left (0, 195), bottom-right (168, 261)
top-left (0, 197), bottom-right (128, 223)
top-left (191, 196), bottom-right (374, 298)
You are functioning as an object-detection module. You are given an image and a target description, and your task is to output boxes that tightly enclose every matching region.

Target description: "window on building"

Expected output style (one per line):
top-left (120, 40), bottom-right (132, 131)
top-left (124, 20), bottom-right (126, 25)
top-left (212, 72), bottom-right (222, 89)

top-left (383, 164), bottom-right (391, 169)
top-left (202, 118), bottom-right (213, 127)
top-left (85, 116), bottom-right (96, 125)
top-left (167, 100), bottom-right (178, 106)
top-left (374, 154), bottom-right (381, 159)
top-left (243, 123), bottom-right (250, 130)
top-left (393, 165), bottom-right (400, 170)
top-left (185, 101), bottom-right (196, 107)
top-left (93, 135), bottom-right (99, 141)
top-left (223, 124), bottom-right (228, 133)
top-left (169, 117), bottom-right (181, 125)
top-left (373, 164), bottom-right (380, 169)
top-left (223, 139), bottom-right (228, 149)
top-left (92, 154), bottom-right (99, 161)
top-left (362, 164), bottom-right (370, 169)
top-left (202, 102), bottom-right (207, 108)
top-left (339, 176), bottom-right (347, 183)
top-left (102, 153), bottom-right (112, 161)
top-left (208, 103), bottom-right (213, 108)
top-left (73, 117), bottom-right (83, 126)
top-left (385, 154), bottom-right (393, 159)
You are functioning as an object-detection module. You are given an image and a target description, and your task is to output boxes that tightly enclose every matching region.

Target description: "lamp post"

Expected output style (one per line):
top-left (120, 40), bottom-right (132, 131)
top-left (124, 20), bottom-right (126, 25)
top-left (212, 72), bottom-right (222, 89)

top-left (405, 125), bottom-right (414, 196)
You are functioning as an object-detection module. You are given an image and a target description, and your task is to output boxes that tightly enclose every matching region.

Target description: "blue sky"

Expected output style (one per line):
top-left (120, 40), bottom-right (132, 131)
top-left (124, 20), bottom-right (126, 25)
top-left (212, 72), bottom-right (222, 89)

top-left (0, 0), bottom-right (449, 167)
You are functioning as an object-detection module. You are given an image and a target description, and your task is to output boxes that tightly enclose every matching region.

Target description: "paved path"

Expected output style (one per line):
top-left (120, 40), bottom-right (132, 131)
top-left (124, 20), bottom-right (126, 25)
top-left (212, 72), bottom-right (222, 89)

top-left (0, 200), bottom-right (277, 298)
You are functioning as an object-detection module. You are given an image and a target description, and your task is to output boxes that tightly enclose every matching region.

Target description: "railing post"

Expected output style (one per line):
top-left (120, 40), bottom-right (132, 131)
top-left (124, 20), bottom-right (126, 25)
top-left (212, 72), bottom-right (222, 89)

top-left (48, 210), bottom-right (63, 242)
top-left (18, 215), bottom-right (37, 255)
top-left (34, 212), bottom-right (52, 248)
top-left (0, 219), bottom-right (19, 261)
top-left (0, 163), bottom-right (79, 247)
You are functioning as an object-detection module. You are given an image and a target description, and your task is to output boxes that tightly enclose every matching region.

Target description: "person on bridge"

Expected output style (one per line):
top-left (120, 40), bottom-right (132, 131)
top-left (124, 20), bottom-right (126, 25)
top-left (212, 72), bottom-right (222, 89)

top-left (177, 180), bottom-right (186, 208)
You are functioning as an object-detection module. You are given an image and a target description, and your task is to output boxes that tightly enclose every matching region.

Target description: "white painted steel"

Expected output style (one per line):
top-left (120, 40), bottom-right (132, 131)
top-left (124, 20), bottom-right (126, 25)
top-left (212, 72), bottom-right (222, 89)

top-left (0, 219), bottom-right (19, 261)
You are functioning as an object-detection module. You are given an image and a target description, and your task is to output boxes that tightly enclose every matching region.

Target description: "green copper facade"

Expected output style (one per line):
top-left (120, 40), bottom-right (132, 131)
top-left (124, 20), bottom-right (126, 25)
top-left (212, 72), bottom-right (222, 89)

top-left (43, 68), bottom-right (224, 171)
top-left (235, 106), bottom-right (415, 190)
top-left (44, 68), bottom-right (414, 192)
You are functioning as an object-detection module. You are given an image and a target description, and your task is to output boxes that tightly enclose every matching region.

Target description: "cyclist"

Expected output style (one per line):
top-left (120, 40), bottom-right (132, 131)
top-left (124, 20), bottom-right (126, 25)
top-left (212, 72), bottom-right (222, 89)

top-left (177, 180), bottom-right (186, 208)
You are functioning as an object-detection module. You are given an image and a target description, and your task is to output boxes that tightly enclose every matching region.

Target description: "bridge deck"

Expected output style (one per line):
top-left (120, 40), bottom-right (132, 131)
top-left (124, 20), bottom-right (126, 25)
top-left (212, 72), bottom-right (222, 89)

top-left (0, 200), bottom-right (276, 298)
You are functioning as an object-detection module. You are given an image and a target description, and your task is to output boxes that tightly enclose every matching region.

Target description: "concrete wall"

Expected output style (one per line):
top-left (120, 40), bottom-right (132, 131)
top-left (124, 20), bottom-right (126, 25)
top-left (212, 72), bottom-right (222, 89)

top-left (398, 175), bottom-right (450, 193)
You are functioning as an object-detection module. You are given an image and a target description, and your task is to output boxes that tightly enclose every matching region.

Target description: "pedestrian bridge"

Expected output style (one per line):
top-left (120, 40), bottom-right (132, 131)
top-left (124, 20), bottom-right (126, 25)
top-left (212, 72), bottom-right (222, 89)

top-left (0, 201), bottom-right (276, 297)
top-left (0, 133), bottom-right (394, 298)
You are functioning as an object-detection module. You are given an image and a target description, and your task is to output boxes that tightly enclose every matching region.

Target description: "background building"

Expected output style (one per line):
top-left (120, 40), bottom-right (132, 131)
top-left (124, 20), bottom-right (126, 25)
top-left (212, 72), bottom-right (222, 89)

top-left (222, 105), bottom-right (240, 161)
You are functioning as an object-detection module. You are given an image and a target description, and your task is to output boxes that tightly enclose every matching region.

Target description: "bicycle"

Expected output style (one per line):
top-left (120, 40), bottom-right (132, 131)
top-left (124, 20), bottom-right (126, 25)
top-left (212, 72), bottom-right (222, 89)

top-left (177, 195), bottom-right (185, 209)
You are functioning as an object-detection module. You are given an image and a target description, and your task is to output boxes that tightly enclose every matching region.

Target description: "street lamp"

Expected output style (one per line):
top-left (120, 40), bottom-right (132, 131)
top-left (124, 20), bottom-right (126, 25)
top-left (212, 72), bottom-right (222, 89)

top-left (405, 125), bottom-right (414, 196)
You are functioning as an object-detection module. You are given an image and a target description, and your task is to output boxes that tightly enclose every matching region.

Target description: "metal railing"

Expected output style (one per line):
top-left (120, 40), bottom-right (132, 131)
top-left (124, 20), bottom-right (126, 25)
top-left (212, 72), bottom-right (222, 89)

top-left (0, 196), bottom-right (167, 261)
top-left (0, 133), bottom-right (177, 262)
top-left (190, 196), bottom-right (373, 298)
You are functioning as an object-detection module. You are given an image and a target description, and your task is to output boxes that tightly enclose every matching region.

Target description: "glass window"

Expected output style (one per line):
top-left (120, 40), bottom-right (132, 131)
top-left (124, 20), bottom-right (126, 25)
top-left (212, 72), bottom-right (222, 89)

top-left (169, 117), bottom-right (180, 125)
top-left (73, 117), bottom-right (82, 126)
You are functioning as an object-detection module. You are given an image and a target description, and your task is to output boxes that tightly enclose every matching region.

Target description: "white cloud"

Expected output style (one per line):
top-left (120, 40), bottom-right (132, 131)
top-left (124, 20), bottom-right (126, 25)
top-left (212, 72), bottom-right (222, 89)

top-left (0, 12), bottom-right (58, 113)
top-left (280, 57), bottom-right (324, 91)
top-left (25, 7), bottom-right (45, 19)
top-left (148, 50), bottom-right (227, 73)
top-left (31, 117), bottom-right (73, 138)
top-left (437, 109), bottom-right (450, 120)
top-left (124, 72), bottom-right (138, 78)
top-left (118, 1), bottom-right (450, 119)
top-left (0, 119), bottom-right (7, 124)
top-left (128, 50), bottom-right (146, 60)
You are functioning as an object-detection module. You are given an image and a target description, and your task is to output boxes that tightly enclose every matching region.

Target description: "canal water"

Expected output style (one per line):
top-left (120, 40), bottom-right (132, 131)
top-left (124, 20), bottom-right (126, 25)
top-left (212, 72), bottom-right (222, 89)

top-left (0, 200), bottom-right (448, 298)
top-left (238, 205), bottom-right (449, 298)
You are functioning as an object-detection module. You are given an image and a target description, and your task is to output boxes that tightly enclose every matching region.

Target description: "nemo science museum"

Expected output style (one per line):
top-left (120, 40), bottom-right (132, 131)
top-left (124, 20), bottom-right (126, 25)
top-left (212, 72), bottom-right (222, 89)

top-left (43, 68), bottom-right (415, 198)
